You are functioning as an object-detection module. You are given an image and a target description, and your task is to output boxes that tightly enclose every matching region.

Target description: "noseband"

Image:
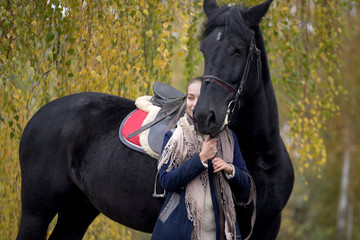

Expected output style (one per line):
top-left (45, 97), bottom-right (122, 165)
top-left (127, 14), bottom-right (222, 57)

top-left (201, 35), bottom-right (261, 132)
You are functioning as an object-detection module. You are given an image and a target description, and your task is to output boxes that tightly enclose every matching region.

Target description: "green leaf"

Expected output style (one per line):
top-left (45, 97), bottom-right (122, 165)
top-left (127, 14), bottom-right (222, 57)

top-left (3, 20), bottom-right (10, 30)
top-left (67, 48), bottom-right (75, 55)
top-left (46, 32), bottom-right (55, 43)
top-left (0, 0), bottom-right (7, 8)
top-left (56, 27), bottom-right (62, 35)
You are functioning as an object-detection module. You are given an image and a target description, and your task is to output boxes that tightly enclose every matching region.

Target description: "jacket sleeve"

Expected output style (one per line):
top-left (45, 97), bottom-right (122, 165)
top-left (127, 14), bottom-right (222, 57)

top-left (226, 131), bottom-right (251, 203)
top-left (159, 131), bottom-right (207, 193)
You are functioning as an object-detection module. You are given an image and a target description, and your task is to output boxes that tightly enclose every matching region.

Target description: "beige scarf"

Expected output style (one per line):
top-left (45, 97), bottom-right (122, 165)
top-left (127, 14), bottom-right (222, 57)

top-left (158, 114), bottom-right (237, 240)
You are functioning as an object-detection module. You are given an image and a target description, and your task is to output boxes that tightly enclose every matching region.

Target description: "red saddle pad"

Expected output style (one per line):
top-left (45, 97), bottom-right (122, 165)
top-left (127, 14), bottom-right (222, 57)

top-left (122, 109), bottom-right (149, 147)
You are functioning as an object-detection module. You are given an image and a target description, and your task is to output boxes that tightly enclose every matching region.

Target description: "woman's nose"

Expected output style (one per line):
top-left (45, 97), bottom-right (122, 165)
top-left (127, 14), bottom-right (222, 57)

top-left (191, 103), bottom-right (196, 111)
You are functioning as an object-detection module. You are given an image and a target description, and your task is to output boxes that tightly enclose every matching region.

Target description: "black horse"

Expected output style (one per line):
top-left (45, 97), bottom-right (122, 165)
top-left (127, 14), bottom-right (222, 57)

top-left (194, 1), bottom-right (294, 239)
top-left (17, 0), bottom-right (294, 240)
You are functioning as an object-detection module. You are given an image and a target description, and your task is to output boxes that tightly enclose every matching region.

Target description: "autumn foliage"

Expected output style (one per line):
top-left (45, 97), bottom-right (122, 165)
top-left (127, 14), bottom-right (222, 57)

top-left (0, 0), bottom-right (355, 239)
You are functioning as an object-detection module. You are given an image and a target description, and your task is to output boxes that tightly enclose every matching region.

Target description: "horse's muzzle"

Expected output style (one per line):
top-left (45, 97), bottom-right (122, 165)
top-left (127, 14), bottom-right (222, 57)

top-left (193, 109), bottom-right (223, 136)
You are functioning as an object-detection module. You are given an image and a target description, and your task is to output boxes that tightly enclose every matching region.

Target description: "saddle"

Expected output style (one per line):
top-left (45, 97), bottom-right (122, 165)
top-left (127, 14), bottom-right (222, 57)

top-left (119, 83), bottom-right (185, 159)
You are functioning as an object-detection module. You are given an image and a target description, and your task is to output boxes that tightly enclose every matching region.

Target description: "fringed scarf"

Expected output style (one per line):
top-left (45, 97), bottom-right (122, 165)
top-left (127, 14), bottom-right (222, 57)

top-left (158, 114), bottom-right (237, 240)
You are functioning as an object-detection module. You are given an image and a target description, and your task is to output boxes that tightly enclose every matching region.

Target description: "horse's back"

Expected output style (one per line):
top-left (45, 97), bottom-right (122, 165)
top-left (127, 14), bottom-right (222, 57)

top-left (19, 92), bottom-right (135, 192)
top-left (17, 93), bottom-right (137, 239)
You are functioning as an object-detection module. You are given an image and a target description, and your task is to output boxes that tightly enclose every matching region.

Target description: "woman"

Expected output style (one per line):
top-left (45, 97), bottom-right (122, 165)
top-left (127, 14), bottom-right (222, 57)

top-left (151, 77), bottom-right (251, 240)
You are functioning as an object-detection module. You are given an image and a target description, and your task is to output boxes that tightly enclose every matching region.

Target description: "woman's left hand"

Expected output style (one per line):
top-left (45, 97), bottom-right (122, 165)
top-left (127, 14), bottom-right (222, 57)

top-left (212, 157), bottom-right (234, 174)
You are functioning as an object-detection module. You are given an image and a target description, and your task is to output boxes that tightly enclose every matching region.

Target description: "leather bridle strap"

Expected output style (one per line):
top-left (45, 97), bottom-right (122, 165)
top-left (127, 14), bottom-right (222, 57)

top-left (202, 75), bottom-right (237, 95)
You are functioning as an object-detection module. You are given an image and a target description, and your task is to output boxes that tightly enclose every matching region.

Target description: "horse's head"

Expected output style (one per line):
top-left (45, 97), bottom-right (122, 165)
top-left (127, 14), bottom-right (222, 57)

top-left (193, 0), bottom-right (272, 136)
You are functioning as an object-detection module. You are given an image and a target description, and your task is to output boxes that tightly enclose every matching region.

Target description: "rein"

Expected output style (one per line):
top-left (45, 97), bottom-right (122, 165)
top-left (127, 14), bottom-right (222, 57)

top-left (202, 35), bottom-right (261, 131)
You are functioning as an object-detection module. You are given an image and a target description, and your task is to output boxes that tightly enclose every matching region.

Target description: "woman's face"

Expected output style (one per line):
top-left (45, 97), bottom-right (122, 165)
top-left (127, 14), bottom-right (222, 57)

top-left (186, 81), bottom-right (202, 118)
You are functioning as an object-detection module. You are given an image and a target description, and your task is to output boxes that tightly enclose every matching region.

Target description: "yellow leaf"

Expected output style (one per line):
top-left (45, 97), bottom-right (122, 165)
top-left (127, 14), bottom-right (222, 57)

top-left (90, 70), bottom-right (96, 78)
top-left (159, 43), bottom-right (165, 51)
top-left (160, 31), bottom-right (170, 38)
top-left (177, 51), bottom-right (184, 58)
top-left (96, 56), bottom-right (102, 62)
top-left (146, 29), bottom-right (153, 37)
top-left (180, 36), bottom-right (189, 51)
top-left (182, 24), bottom-right (190, 33)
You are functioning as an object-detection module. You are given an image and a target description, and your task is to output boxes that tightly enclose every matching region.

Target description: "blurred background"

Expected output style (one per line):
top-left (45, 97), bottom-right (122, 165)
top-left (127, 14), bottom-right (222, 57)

top-left (0, 0), bottom-right (359, 239)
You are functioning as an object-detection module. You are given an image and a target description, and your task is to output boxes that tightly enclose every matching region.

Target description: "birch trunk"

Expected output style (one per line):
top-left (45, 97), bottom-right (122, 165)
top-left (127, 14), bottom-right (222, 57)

top-left (336, 113), bottom-right (352, 240)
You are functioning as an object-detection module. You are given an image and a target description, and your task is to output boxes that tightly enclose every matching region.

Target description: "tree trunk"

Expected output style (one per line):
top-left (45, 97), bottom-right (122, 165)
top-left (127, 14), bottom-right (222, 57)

top-left (336, 113), bottom-right (352, 240)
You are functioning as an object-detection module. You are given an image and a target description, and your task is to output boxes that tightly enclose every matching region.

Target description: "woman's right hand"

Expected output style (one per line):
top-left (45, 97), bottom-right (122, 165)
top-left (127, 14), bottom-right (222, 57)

top-left (199, 136), bottom-right (218, 162)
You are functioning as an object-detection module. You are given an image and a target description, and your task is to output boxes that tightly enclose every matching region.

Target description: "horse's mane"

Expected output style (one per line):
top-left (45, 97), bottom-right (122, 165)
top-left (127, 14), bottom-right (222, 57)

top-left (201, 5), bottom-right (253, 44)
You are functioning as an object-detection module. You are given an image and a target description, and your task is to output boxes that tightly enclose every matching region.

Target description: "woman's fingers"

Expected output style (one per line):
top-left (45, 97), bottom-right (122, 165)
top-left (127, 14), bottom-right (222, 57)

top-left (212, 157), bottom-right (226, 172)
top-left (200, 137), bottom-right (218, 160)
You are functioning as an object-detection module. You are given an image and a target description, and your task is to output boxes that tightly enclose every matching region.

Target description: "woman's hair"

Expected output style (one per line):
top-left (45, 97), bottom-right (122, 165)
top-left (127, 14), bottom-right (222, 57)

top-left (169, 76), bottom-right (202, 129)
top-left (185, 76), bottom-right (202, 97)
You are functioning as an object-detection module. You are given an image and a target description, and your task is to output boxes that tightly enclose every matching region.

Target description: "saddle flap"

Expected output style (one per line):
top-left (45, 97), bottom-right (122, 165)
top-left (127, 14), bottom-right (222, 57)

top-left (153, 82), bottom-right (185, 100)
top-left (148, 114), bottom-right (173, 155)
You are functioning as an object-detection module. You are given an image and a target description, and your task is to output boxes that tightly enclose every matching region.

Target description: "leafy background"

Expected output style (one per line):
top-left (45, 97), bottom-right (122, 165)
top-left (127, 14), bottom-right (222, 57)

top-left (0, 0), bottom-right (359, 239)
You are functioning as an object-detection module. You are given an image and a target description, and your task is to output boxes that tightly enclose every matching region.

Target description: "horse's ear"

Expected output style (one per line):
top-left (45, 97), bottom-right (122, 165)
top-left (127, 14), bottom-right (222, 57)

top-left (203, 0), bottom-right (219, 19)
top-left (244, 0), bottom-right (272, 27)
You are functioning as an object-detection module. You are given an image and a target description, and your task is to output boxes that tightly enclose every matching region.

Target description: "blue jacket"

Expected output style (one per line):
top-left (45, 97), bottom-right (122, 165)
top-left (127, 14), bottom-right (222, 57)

top-left (151, 130), bottom-right (250, 240)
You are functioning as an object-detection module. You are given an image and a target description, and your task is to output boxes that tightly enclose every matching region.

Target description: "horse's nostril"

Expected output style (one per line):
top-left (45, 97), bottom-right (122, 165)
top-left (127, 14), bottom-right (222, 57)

top-left (207, 111), bottom-right (216, 124)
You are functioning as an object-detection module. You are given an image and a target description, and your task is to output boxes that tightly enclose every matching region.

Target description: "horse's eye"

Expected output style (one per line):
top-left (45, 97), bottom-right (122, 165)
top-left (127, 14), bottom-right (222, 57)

top-left (229, 46), bottom-right (242, 56)
top-left (234, 49), bottom-right (242, 56)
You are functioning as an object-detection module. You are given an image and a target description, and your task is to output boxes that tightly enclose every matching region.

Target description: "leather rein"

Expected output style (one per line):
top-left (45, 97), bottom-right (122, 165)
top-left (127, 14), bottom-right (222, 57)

top-left (201, 35), bottom-right (261, 130)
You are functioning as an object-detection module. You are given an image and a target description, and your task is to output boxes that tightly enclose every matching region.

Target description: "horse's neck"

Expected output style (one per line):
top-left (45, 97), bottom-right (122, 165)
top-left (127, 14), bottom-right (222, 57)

top-left (231, 81), bottom-right (282, 158)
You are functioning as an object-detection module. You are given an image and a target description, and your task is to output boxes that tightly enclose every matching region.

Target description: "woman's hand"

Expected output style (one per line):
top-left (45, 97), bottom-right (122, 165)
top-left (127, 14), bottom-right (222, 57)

top-left (212, 157), bottom-right (234, 174)
top-left (199, 136), bottom-right (218, 162)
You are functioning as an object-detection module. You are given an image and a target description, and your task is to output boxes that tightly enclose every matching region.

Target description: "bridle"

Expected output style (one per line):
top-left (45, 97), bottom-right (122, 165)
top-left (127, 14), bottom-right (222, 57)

top-left (201, 35), bottom-right (261, 134)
